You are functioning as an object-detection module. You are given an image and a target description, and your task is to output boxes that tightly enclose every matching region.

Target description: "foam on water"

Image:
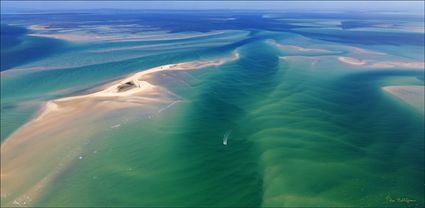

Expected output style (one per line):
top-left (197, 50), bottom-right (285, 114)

top-left (223, 129), bottom-right (232, 145)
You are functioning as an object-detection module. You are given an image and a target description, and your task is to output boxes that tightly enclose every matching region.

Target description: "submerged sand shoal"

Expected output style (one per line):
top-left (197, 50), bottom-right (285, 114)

top-left (382, 86), bottom-right (425, 112)
top-left (0, 52), bottom-right (239, 207)
top-left (337, 56), bottom-right (425, 69)
top-left (268, 40), bottom-right (334, 54)
top-left (29, 27), bottom-right (225, 43)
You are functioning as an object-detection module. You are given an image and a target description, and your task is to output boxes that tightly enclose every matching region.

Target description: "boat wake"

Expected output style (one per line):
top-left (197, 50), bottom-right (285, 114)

top-left (223, 129), bottom-right (232, 145)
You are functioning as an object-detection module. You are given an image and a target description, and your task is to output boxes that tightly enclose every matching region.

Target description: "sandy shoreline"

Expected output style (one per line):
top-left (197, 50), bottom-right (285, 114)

top-left (0, 52), bottom-right (239, 207)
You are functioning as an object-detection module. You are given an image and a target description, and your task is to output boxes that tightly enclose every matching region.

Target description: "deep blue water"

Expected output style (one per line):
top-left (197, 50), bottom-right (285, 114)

top-left (0, 24), bottom-right (68, 71)
top-left (1, 24), bottom-right (27, 48)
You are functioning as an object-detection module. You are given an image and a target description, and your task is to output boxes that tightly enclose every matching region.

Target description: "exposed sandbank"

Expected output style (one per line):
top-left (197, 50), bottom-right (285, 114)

top-left (337, 57), bottom-right (367, 65)
top-left (28, 25), bottom-right (52, 31)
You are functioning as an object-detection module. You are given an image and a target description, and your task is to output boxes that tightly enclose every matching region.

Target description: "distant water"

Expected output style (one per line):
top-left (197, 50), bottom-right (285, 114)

top-left (1, 24), bottom-right (27, 49)
top-left (1, 12), bottom-right (424, 207)
top-left (0, 24), bottom-right (68, 71)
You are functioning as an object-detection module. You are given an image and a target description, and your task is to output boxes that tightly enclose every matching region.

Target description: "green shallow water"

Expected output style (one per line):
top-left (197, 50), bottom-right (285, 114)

top-left (1, 27), bottom-right (424, 207)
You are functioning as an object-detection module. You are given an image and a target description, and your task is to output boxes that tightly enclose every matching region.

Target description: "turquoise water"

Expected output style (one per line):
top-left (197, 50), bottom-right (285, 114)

top-left (1, 12), bottom-right (424, 207)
